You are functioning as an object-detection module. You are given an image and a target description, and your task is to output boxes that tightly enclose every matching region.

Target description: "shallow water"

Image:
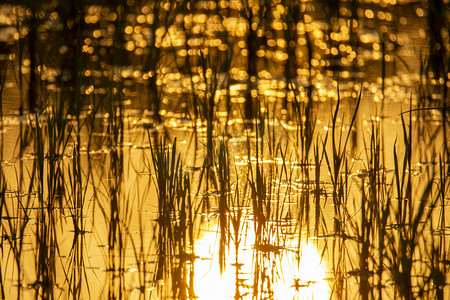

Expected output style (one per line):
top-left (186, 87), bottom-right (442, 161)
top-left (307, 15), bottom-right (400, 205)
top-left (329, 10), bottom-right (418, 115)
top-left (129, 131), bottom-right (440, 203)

top-left (0, 0), bottom-right (449, 299)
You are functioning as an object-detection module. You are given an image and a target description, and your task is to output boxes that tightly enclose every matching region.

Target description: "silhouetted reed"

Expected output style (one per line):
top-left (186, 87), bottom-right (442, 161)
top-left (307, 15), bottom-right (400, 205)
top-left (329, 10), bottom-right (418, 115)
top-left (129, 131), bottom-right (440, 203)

top-left (147, 136), bottom-right (197, 298)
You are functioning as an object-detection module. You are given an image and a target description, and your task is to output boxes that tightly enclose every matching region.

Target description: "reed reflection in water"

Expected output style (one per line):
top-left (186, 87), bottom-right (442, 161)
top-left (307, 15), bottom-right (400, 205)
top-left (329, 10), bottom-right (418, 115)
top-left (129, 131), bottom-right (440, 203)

top-left (0, 0), bottom-right (448, 299)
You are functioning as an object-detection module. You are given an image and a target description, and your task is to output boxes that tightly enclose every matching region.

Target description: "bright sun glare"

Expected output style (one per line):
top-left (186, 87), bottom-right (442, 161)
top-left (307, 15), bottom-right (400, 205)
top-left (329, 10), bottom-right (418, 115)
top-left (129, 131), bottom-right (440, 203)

top-left (193, 220), bottom-right (330, 299)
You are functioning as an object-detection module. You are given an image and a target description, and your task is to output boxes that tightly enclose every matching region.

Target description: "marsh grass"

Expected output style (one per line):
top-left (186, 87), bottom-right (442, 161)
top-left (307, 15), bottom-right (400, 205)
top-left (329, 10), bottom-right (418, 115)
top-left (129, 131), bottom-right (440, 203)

top-left (0, 160), bottom-right (34, 300)
top-left (0, 102), bottom-right (73, 298)
top-left (1, 88), bottom-right (91, 298)
top-left (318, 89), bottom-right (361, 298)
top-left (214, 137), bottom-right (231, 274)
top-left (387, 110), bottom-right (444, 298)
top-left (0, 0), bottom-right (449, 299)
top-left (147, 136), bottom-right (198, 298)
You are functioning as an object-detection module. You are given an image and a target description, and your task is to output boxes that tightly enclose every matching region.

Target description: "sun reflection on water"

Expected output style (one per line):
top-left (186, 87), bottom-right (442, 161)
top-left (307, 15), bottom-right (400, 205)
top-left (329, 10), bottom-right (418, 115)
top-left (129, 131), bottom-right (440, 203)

top-left (193, 220), bottom-right (330, 299)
